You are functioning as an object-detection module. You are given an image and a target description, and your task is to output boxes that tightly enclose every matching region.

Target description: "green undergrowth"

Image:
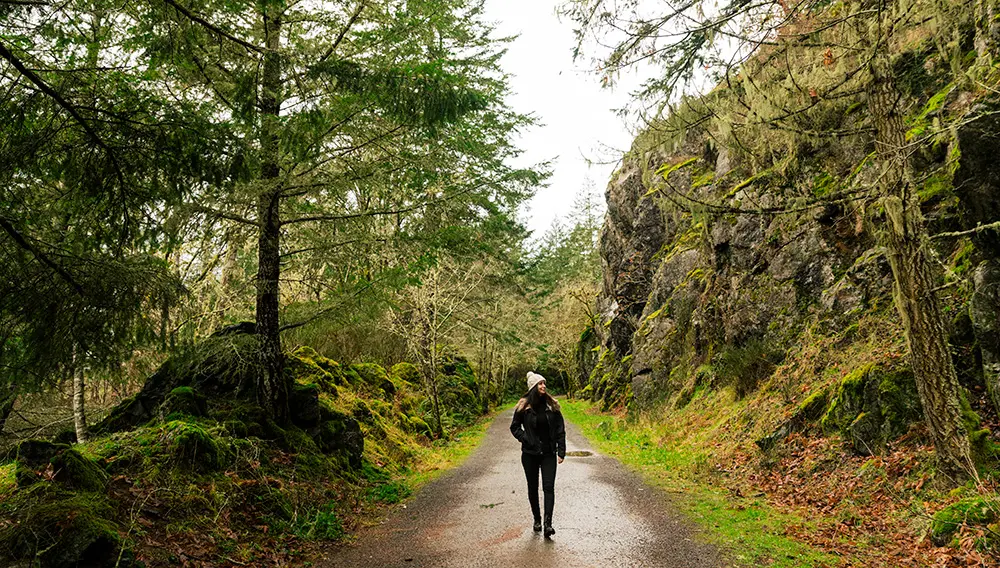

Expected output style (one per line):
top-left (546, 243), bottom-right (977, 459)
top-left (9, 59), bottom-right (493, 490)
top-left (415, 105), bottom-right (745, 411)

top-left (0, 340), bottom-right (492, 567)
top-left (561, 399), bottom-right (838, 568)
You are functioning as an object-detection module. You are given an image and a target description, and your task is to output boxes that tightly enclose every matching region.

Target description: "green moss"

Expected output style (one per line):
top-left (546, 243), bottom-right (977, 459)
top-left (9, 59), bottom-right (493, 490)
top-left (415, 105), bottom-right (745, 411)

top-left (0, 463), bottom-right (14, 498)
top-left (162, 385), bottom-right (208, 418)
top-left (390, 362), bottom-right (421, 386)
top-left (287, 348), bottom-right (342, 392)
top-left (931, 496), bottom-right (1000, 546)
top-left (822, 363), bottom-right (922, 455)
top-left (798, 389), bottom-right (828, 421)
top-left (50, 448), bottom-right (107, 493)
top-left (351, 363), bottom-right (396, 398)
top-left (163, 420), bottom-right (223, 472)
top-left (0, 486), bottom-right (123, 568)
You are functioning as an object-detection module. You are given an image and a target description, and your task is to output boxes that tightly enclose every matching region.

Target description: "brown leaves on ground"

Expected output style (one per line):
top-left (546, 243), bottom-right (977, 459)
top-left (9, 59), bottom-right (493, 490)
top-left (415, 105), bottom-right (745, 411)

top-left (723, 433), bottom-right (999, 567)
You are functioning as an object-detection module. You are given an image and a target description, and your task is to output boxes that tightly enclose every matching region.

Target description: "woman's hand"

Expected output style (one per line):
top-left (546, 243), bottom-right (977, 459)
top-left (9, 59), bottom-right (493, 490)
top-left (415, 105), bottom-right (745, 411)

top-left (558, 456), bottom-right (564, 464)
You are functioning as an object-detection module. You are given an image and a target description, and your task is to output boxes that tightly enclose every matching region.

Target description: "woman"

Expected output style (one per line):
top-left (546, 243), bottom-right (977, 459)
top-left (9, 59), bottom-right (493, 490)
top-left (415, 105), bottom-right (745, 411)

top-left (510, 371), bottom-right (566, 538)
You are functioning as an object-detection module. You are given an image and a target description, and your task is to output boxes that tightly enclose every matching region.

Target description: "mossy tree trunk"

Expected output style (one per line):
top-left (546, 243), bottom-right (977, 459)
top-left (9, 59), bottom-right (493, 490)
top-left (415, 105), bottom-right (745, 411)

top-left (976, 0), bottom-right (1000, 65)
top-left (255, 5), bottom-right (288, 422)
top-left (869, 7), bottom-right (975, 484)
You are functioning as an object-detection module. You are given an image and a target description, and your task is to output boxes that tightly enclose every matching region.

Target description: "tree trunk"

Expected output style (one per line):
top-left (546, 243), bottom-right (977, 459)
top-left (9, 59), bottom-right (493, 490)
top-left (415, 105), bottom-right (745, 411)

top-left (0, 385), bottom-right (16, 435)
top-left (71, 347), bottom-right (88, 444)
top-left (256, 6), bottom-right (287, 421)
top-left (976, 0), bottom-right (1000, 66)
top-left (869, 31), bottom-right (975, 483)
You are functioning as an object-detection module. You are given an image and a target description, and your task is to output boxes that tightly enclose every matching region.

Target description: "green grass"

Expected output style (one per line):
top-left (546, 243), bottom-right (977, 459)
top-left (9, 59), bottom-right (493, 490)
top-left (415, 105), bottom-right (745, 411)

top-left (0, 463), bottom-right (15, 498)
top-left (561, 399), bottom-right (838, 567)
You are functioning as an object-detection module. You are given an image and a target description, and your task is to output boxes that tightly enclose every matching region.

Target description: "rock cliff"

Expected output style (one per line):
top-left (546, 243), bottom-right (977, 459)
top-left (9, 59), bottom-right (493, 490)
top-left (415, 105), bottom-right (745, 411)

top-left (584, 92), bottom-right (1000, 455)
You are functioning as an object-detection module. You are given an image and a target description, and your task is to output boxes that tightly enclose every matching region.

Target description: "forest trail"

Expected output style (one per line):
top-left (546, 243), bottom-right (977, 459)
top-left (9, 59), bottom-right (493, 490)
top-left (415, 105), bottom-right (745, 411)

top-left (317, 410), bottom-right (723, 568)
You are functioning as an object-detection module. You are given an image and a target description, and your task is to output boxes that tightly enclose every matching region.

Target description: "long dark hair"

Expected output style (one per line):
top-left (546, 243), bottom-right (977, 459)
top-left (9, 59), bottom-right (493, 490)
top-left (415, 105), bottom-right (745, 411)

top-left (526, 386), bottom-right (555, 412)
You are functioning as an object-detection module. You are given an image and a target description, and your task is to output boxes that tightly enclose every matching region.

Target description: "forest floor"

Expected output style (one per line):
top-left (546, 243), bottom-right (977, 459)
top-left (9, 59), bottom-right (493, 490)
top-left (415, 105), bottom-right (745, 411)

top-left (561, 399), bottom-right (1000, 567)
top-left (317, 408), bottom-right (722, 568)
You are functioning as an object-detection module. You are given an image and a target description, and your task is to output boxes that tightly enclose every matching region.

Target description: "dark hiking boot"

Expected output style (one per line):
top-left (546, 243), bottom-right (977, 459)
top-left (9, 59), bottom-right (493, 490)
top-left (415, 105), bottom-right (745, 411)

top-left (544, 518), bottom-right (555, 538)
top-left (533, 519), bottom-right (542, 532)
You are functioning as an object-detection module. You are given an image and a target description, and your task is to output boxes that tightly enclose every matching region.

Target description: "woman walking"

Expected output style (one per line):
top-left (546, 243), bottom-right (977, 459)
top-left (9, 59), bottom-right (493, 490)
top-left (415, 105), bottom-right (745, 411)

top-left (510, 371), bottom-right (566, 538)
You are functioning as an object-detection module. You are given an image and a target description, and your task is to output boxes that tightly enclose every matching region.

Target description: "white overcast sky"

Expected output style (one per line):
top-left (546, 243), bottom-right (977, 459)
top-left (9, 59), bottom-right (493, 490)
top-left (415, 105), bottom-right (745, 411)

top-left (481, 0), bottom-right (647, 240)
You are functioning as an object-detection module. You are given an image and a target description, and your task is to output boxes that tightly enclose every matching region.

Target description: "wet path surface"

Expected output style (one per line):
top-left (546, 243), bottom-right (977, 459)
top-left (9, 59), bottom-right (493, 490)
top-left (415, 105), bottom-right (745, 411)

top-left (319, 411), bottom-right (723, 568)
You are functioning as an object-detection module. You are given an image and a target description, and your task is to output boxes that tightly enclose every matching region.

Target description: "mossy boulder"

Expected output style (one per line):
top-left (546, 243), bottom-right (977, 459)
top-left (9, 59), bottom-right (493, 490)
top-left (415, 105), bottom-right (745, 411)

top-left (350, 363), bottom-right (396, 399)
top-left (287, 347), bottom-right (343, 392)
top-left (0, 488), bottom-right (126, 568)
top-left (406, 416), bottom-right (433, 438)
top-left (50, 448), bottom-right (108, 493)
top-left (290, 382), bottom-right (322, 428)
top-left (14, 439), bottom-right (66, 487)
top-left (315, 410), bottom-right (364, 469)
top-left (163, 420), bottom-right (223, 472)
top-left (821, 363), bottom-right (922, 455)
top-left (94, 331), bottom-right (260, 435)
top-left (161, 386), bottom-right (208, 419)
top-left (390, 362), bottom-right (421, 386)
top-left (930, 496), bottom-right (1000, 546)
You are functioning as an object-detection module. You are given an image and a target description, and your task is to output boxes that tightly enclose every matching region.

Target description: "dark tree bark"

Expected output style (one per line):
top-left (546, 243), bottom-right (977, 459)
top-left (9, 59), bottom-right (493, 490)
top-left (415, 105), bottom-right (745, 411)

top-left (869, 21), bottom-right (975, 483)
top-left (256, 6), bottom-right (288, 421)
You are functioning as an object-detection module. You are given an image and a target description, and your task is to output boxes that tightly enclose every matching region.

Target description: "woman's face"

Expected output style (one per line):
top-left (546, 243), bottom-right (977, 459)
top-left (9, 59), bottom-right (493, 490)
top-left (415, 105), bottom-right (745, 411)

top-left (537, 381), bottom-right (547, 395)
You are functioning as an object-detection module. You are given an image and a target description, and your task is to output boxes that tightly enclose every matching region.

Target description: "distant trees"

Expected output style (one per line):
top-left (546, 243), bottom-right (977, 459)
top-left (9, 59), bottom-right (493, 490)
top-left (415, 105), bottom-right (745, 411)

top-left (560, 0), bottom-right (993, 482)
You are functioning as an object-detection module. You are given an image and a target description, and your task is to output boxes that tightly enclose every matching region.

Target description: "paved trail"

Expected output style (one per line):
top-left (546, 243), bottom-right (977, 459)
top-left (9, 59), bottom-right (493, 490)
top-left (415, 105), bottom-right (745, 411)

top-left (319, 411), bottom-right (723, 568)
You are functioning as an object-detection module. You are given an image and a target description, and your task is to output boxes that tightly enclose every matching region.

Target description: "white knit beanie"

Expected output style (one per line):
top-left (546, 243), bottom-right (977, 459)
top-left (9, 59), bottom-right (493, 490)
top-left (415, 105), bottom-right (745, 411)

top-left (526, 371), bottom-right (545, 392)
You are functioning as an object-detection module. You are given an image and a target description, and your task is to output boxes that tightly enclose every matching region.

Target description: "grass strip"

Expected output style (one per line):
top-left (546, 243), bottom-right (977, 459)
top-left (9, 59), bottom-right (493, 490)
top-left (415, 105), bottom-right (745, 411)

top-left (561, 399), bottom-right (838, 567)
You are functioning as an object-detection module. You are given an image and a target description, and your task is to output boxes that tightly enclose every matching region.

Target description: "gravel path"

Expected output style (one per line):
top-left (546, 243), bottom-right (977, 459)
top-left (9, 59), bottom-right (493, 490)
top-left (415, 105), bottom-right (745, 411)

top-left (318, 410), bottom-right (724, 568)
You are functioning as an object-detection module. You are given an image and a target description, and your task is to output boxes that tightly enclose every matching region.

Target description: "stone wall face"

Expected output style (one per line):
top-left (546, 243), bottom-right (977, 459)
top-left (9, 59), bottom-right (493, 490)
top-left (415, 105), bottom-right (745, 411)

top-left (587, 114), bottom-right (1000, 420)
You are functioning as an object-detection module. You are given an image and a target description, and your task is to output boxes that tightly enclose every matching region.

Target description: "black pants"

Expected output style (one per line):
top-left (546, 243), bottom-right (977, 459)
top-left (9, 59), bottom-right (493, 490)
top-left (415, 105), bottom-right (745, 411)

top-left (521, 452), bottom-right (557, 522)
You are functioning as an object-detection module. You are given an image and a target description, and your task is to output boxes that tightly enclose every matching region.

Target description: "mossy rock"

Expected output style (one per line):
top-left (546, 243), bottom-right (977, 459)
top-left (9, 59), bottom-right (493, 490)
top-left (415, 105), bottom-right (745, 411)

top-left (0, 488), bottom-right (126, 568)
top-left (390, 362), bottom-right (420, 386)
top-left (821, 363), bottom-right (921, 455)
top-left (287, 347), bottom-right (343, 392)
top-left (290, 382), bottom-right (322, 428)
top-left (350, 363), bottom-right (396, 399)
top-left (50, 448), bottom-right (108, 493)
top-left (163, 420), bottom-right (223, 472)
top-left (14, 440), bottom-right (66, 487)
top-left (281, 426), bottom-right (320, 454)
top-left (350, 398), bottom-right (375, 425)
top-left (930, 496), bottom-right (1000, 546)
top-left (223, 419), bottom-right (249, 438)
top-left (406, 416), bottom-right (433, 438)
top-left (161, 386), bottom-right (208, 419)
top-left (315, 412), bottom-right (364, 469)
top-left (798, 389), bottom-right (829, 421)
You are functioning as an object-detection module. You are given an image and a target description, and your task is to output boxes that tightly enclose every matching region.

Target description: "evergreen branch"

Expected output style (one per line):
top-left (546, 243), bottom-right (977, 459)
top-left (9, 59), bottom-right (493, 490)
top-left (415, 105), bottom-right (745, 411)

top-left (160, 0), bottom-right (265, 54)
top-left (185, 204), bottom-right (257, 226)
top-left (0, 216), bottom-right (85, 295)
top-left (319, 1), bottom-right (366, 63)
top-left (0, 40), bottom-right (115, 163)
top-left (280, 182), bottom-right (483, 226)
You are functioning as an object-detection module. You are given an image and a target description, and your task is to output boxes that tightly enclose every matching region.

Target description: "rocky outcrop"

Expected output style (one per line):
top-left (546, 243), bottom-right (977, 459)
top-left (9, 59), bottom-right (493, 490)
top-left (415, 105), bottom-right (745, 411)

top-left (584, 91), bottom-right (1000, 454)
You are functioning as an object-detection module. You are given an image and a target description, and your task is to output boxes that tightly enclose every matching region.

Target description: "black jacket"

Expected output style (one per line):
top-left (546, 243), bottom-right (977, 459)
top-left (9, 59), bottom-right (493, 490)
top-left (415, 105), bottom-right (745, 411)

top-left (510, 397), bottom-right (566, 458)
